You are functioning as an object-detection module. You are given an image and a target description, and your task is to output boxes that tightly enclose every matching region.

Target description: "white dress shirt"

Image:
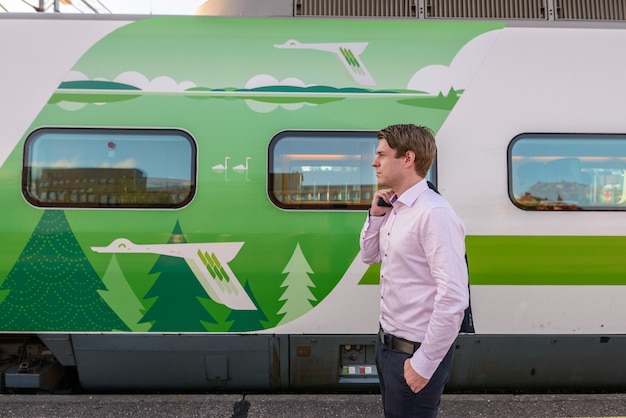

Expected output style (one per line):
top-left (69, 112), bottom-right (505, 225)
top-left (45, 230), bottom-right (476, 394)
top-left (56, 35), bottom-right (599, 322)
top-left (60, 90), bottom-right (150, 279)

top-left (360, 179), bottom-right (469, 379)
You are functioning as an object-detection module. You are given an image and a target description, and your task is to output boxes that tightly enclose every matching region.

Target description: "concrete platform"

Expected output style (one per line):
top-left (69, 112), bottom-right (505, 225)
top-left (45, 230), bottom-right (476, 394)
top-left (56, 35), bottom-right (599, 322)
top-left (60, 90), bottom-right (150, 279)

top-left (1, 393), bottom-right (626, 417)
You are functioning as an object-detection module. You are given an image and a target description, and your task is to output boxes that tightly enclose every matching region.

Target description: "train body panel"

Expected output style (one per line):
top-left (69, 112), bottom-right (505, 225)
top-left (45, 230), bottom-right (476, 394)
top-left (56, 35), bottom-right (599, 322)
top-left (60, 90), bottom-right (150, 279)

top-left (1, 13), bottom-right (626, 392)
top-left (437, 24), bottom-right (626, 335)
top-left (441, 24), bottom-right (626, 236)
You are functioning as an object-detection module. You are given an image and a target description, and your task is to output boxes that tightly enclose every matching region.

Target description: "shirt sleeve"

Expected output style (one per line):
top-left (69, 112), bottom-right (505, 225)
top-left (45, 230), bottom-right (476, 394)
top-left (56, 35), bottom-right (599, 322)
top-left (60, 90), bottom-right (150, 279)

top-left (409, 206), bottom-right (469, 379)
top-left (359, 210), bottom-right (385, 265)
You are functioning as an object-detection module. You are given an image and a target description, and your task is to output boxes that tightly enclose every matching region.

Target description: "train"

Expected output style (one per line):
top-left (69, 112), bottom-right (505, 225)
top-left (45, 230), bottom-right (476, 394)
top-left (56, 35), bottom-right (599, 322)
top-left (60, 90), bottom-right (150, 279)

top-left (2, 0), bottom-right (626, 393)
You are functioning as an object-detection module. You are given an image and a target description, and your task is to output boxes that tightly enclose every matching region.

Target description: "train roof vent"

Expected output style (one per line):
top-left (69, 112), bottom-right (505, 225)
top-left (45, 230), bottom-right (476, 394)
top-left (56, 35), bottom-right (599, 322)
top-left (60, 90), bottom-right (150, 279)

top-left (425, 0), bottom-right (546, 19)
top-left (555, 0), bottom-right (626, 20)
top-left (295, 0), bottom-right (417, 17)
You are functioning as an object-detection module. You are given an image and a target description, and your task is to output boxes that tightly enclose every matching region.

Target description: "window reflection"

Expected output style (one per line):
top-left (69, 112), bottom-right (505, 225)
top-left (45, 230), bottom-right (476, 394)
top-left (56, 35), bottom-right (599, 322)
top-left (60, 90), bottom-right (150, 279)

top-left (510, 134), bottom-right (626, 210)
top-left (268, 130), bottom-right (435, 210)
top-left (23, 128), bottom-right (196, 208)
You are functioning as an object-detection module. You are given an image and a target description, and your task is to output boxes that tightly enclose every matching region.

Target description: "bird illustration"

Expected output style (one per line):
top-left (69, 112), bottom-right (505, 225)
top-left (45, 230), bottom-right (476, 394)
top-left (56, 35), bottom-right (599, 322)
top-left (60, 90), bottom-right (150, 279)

top-left (212, 156), bottom-right (230, 171)
top-left (233, 157), bottom-right (251, 172)
top-left (91, 238), bottom-right (256, 310)
top-left (274, 39), bottom-right (376, 86)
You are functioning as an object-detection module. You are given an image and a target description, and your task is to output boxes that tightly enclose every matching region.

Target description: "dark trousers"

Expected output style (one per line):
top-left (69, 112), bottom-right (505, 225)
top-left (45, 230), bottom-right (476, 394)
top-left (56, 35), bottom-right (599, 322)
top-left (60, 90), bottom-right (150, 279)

top-left (376, 337), bottom-right (453, 418)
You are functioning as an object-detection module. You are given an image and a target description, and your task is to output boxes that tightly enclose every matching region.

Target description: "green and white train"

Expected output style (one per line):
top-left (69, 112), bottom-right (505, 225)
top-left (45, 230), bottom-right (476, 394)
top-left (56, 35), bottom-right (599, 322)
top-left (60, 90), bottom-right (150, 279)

top-left (2, 0), bottom-right (626, 393)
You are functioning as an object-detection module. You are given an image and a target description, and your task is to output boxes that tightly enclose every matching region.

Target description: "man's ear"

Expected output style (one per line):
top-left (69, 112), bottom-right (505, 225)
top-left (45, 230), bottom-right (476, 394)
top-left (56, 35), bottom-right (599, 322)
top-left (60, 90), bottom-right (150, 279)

top-left (405, 150), bottom-right (416, 165)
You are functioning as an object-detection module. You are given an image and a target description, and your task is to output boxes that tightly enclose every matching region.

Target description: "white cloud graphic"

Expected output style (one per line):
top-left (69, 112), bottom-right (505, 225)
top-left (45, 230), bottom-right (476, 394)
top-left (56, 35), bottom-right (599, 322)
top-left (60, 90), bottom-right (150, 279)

top-left (64, 70), bottom-right (197, 92)
top-left (245, 74), bottom-right (310, 89)
top-left (58, 71), bottom-right (197, 111)
top-left (64, 70), bottom-right (89, 82)
top-left (408, 29), bottom-right (502, 95)
top-left (113, 71), bottom-right (196, 91)
top-left (57, 101), bottom-right (88, 111)
top-left (245, 74), bottom-right (314, 113)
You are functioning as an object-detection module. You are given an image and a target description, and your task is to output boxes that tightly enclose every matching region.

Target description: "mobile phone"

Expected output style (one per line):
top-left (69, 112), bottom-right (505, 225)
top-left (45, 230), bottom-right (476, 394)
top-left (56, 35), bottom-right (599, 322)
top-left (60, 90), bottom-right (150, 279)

top-left (377, 197), bottom-right (392, 207)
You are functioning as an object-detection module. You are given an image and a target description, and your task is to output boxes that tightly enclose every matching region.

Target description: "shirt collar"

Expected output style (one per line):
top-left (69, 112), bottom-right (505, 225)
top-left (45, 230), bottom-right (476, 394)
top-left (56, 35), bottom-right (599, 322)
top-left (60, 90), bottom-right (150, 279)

top-left (394, 179), bottom-right (429, 207)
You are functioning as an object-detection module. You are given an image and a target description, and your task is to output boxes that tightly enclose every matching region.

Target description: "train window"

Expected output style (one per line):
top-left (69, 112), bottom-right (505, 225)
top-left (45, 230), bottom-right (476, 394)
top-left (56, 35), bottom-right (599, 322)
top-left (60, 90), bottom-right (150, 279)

top-left (268, 130), bottom-right (436, 210)
top-left (509, 133), bottom-right (626, 211)
top-left (23, 128), bottom-right (196, 209)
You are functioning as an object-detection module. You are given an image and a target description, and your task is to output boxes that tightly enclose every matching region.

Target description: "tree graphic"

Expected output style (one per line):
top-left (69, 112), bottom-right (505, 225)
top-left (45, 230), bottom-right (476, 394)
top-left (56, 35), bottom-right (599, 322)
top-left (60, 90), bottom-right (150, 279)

top-left (0, 210), bottom-right (128, 331)
top-left (226, 281), bottom-right (268, 332)
top-left (139, 221), bottom-right (217, 331)
top-left (98, 255), bottom-right (152, 332)
top-left (276, 243), bottom-right (317, 326)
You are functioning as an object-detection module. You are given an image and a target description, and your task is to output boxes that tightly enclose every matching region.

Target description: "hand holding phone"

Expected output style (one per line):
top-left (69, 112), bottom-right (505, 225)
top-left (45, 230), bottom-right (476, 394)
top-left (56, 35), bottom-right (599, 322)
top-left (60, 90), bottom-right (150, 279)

top-left (377, 197), bottom-right (392, 207)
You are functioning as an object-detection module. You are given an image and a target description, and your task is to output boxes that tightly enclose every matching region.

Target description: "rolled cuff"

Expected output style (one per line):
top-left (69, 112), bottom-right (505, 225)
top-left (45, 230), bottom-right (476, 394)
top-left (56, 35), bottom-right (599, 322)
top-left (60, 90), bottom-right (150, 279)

top-left (409, 347), bottom-right (441, 380)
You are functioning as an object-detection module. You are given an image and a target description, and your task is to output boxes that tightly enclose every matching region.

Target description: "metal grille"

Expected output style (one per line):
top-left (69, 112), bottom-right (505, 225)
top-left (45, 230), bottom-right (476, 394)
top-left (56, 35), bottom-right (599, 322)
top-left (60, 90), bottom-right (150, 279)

top-left (295, 0), bottom-right (417, 17)
top-left (425, 0), bottom-right (546, 19)
top-left (555, 0), bottom-right (626, 20)
top-left (294, 0), bottom-right (626, 20)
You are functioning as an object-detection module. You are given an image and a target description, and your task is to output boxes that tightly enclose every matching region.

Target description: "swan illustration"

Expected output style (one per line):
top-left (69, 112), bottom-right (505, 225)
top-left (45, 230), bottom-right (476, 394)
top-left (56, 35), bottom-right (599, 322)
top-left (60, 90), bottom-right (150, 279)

top-left (233, 157), bottom-right (251, 172)
top-left (274, 39), bottom-right (376, 86)
top-left (92, 238), bottom-right (256, 310)
top-left (212, 156), bottom-right (230, 171)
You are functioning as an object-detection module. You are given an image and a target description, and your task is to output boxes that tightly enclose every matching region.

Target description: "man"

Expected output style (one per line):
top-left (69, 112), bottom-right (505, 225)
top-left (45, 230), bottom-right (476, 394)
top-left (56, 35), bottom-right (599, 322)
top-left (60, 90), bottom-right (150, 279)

top-left (360, 124), bottom-right (469, 417)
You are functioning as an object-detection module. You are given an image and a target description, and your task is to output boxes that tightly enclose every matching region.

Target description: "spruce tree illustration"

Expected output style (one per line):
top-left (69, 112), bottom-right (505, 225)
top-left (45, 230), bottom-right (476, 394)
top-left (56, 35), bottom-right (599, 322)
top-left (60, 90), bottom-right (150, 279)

top-left (226, 281), bottom-right (267, 332)
top-left (98, 255), bottom-right (151, 332)
top-left (139, 221), bottom-right (217, 331)
top-left (276, 243), bottom-right (317, 325)
top-left (0, 210), bottom-right (128, 331)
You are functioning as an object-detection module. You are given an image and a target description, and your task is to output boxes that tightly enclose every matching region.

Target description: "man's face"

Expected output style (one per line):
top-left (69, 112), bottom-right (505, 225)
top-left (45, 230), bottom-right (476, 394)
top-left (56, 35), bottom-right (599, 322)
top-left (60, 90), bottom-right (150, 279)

top-left (372, 139), bottom-right (404, 189)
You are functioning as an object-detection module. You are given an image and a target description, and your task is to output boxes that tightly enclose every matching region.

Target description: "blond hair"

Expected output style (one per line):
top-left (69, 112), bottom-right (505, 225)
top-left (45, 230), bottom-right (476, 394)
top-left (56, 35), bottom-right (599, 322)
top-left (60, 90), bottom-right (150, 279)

top-left (377, 124), bottom-right (436, 178)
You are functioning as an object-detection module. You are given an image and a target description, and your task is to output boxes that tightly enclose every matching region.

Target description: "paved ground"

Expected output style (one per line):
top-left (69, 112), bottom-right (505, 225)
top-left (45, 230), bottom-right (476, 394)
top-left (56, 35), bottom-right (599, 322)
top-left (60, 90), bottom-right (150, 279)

top-left (1, 393), bottom-right (626, 417)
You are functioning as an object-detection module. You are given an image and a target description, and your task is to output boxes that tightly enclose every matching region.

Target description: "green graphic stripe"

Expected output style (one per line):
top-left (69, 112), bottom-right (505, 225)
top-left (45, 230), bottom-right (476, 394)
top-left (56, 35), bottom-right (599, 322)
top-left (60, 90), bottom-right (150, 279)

top-left (467, 235), bottom-right (626, 285)
top-left (198, 250), bottom-right (219, 280)
top-left (340, 47), bottom-right (360, 71)
top-left (197, 250), bottom-right (230, 282)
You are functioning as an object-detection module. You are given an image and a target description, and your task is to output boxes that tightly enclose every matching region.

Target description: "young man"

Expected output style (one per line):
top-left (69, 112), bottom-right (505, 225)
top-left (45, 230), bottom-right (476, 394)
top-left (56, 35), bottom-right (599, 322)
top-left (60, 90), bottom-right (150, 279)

top-left (360, 124), bottom-right (469, 417)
